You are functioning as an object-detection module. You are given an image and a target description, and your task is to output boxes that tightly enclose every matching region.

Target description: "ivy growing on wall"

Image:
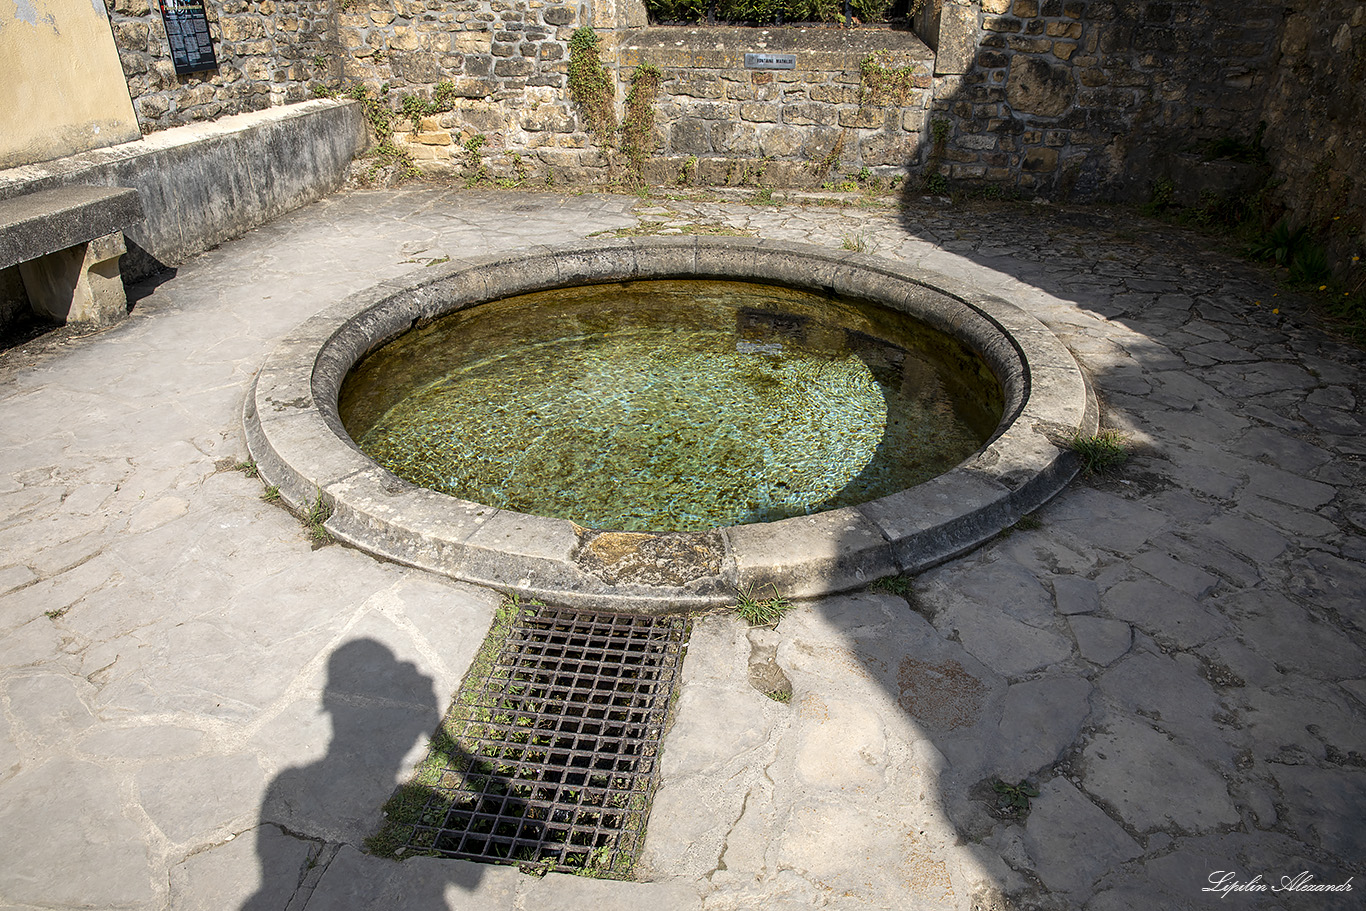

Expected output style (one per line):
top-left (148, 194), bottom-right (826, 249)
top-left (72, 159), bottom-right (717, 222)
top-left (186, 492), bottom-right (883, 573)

top-left (621, 64), bottom-right (662, 178)
top-left (568, 29), bottom-right (664, 182)
top-left (568, 27), bottom-right (616, 138)
top-left (344, 84), bottom-right (420, 182)
top-left (398, 81), bottom-right (460, 128)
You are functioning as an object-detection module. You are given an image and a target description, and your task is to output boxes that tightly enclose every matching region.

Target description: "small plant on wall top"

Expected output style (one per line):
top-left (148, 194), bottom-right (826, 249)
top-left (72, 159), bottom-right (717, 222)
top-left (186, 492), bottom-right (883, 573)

top-left (643, 0), bottom-right (920, 24)
top-left (859, 52), bottom-right (922, 107)
top-left (568, 27), bottom-right (616, 139)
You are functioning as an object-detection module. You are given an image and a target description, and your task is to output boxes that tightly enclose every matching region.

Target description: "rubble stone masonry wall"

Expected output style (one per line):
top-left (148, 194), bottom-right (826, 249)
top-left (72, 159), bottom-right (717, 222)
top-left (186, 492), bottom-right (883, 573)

top-left (105, 0), bottom-right (335, 131)
top-left (928, 0), bottom-right (1285, 200)
top-left (615, 27), bottom-right (933, 187)
top-left (1257, 0), bottom-right (1366, 260)
top-left (337, 0), bottom-right (590, 181)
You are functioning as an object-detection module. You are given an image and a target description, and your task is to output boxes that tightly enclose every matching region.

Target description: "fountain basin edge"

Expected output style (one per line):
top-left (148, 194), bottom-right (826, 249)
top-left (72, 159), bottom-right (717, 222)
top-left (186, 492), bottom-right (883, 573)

top-left (243, 236), bottom-right (1097, 611)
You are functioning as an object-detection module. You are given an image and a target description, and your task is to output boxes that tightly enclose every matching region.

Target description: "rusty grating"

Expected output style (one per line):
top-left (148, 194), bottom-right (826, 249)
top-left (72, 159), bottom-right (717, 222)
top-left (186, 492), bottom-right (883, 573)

top-left (390, 604), bottom-right (689, 877)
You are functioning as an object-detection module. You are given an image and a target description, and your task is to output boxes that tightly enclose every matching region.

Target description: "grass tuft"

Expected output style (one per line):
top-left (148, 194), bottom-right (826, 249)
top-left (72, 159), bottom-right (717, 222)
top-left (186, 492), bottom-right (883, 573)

top-left (304, 488), bottom-right (333, 544)
top-left (1068, 429), bottom-right (1130, 476)
top-left (734, 583), bottom-right (792, 627)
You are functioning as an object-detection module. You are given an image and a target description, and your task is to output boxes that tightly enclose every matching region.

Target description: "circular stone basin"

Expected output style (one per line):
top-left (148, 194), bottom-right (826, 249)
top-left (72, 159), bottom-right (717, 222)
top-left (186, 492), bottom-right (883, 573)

top-left (245, 237), bottom-right (1094, 611)
top-left (337, 280), bottom-right (1004, 533)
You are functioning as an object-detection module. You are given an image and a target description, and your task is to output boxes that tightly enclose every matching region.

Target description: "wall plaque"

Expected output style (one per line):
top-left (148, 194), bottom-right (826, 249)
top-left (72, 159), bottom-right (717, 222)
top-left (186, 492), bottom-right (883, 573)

top-left (160, 0), bottom-right (218, 76)
top-left (744, 53), bottom-right (796, 70)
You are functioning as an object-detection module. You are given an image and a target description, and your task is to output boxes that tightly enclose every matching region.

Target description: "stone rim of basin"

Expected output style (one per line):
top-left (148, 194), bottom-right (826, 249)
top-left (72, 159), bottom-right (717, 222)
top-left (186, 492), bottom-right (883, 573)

top-left (243, 236), bottom-right (1096, 611)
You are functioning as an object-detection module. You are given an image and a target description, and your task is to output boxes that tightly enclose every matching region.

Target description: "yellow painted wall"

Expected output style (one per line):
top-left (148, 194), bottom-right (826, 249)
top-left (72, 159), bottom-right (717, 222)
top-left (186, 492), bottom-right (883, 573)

top-left (0, 0), bottom-right (142, 168)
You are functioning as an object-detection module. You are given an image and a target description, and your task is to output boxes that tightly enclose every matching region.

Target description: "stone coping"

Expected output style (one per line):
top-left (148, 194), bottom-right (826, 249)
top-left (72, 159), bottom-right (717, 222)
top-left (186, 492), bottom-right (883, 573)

top-left (244, 237), bottom-right (1095, 611)
top-left (619, 24), bottom-right (934, 68)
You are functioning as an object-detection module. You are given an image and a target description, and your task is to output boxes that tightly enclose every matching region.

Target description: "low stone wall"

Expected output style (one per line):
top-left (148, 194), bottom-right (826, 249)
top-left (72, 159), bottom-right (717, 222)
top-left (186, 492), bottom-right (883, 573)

top-left (344, 0), bottom-right (591, 181)
top-left (0, 100), bottom-right (365, 281)
top-left (380, 23), bottom-right (933, 187)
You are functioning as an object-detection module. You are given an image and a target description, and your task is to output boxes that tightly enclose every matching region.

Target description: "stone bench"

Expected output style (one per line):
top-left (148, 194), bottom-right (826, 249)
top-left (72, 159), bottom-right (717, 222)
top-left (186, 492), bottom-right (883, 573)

top-left (0, 185), bottom-right (144, 327)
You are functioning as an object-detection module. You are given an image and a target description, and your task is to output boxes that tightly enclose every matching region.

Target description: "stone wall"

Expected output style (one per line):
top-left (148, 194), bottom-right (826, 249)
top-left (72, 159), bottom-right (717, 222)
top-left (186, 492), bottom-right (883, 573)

top-left (1258, 0), bottom-right (1366, 262)
top-left (338, 0), bottom-right (589, 180)
top-left (106, 0), bottom-right (334, 132)
top-left (618, 27), bottom-right (933, 186)
top-left (361, 15), bottom-right (932, 187)
top-left (926, 0), bottom-right (1285, 200)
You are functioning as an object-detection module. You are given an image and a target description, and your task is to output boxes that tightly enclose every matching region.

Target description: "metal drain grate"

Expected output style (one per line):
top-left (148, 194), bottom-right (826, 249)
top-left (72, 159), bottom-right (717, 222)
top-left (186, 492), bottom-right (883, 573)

top-left (401, 604), bottom-right (689, 876)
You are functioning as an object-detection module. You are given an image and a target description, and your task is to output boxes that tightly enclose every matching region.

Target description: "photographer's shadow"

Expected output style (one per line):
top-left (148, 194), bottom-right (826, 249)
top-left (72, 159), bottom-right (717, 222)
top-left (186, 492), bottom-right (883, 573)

top-left (241, 638), bottom-right (488, 909)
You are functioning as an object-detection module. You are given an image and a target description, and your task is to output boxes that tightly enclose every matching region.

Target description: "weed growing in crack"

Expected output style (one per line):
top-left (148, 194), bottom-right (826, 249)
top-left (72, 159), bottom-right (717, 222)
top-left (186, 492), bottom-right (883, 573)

top-left (462, 133), bottom-right (490, 187)
top-left (678, 155), bottom-right (698, 186)
top-left (841, 231), bottom-right (869, 252)
top-left (870, 575), bottom-right (912, 596)
top-left (992, 779), bottom-right (1040, 818)
top-left (809, 129), bottom-right (847, 180)
top-left (303, 488), bottom-right (333, 544)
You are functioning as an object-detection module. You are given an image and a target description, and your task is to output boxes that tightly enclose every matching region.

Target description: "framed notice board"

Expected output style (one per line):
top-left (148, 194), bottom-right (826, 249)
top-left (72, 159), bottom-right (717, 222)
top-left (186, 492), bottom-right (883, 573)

top-left (159, 0), bottom-right (219, 76)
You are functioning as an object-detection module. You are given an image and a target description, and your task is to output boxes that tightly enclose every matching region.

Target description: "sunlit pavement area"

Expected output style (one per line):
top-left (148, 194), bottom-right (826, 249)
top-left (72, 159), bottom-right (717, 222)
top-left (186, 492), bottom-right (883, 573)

top-left (1, 187), bottom-right (1362, 910)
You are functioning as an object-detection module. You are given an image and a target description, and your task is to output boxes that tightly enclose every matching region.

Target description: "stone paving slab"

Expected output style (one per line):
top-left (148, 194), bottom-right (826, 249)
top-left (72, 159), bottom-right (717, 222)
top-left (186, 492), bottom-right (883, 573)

top-left (1, 187), bottom-right (1363, 910)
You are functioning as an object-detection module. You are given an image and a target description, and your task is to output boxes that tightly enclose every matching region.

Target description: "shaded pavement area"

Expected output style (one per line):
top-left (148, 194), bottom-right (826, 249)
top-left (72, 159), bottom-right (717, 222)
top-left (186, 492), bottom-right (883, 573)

top-left (1, 187), bottom-right (1362, 910)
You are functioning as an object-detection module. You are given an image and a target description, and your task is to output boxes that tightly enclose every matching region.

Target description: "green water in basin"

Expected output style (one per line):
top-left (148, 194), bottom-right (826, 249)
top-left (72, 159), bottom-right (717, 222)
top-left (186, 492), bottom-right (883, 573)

top-left (339, 280), bottom-right (1003, 532)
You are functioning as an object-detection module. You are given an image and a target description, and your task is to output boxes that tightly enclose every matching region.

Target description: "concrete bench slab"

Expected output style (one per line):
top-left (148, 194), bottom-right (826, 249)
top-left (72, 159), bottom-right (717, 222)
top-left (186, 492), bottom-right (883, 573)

top-left (0, 185), bottom-right (144, 327)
